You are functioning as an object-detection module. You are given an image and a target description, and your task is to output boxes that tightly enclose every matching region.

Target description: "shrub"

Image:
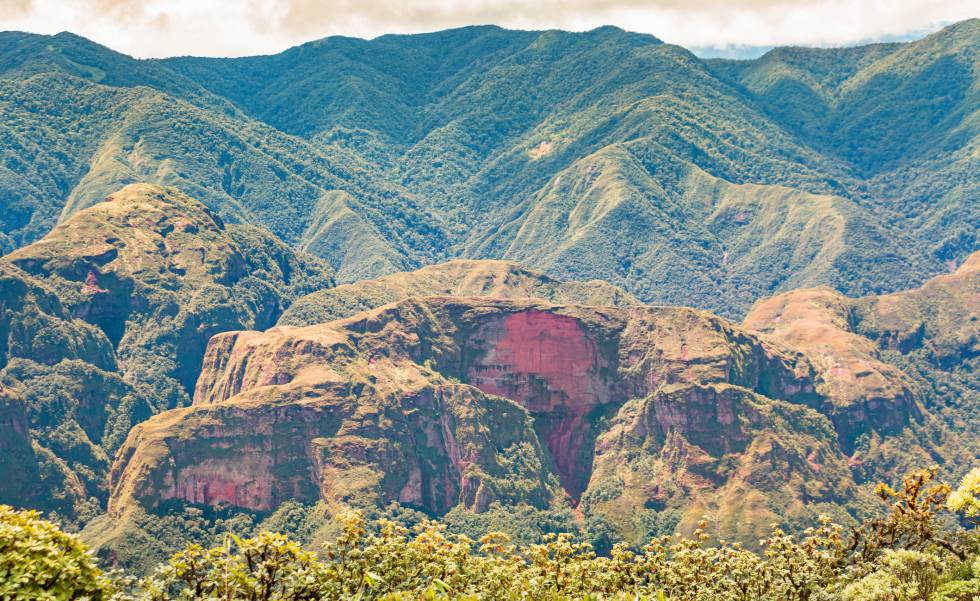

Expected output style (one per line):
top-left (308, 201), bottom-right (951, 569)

top-left (0, 505), bottom-right (108, 600)
top-left (4, 466), bottom-right (980, 600)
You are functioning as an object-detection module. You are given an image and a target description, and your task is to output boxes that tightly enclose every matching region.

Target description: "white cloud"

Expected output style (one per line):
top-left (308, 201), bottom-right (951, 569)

top-left (0, 0), bottom-right (974, 58)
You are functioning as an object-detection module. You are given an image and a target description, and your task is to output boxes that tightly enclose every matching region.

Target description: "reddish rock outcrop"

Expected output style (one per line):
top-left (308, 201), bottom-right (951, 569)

top-left (100, 254), bottom-right (977, 551)
top-left (741, 254), bottom-right (979, 478)
top-left (587, 382), bottom-right (857, 545)
top-left (110, 296), bottom-right (855, 538)
top-left (467, 310), bottom-right (612, 496)
top-left (744, 287), bottom-right (919, 451)
top-left (112, 328), bottom-right (558, 516)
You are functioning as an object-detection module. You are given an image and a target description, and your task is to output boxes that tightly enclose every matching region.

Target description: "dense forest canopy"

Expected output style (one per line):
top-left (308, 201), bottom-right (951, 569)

top-left (0, 20), bottom-right (976, 315)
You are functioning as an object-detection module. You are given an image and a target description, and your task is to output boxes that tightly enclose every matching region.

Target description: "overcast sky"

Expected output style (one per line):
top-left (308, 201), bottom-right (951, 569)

top-left (0, 0), bottom-right (975, 58)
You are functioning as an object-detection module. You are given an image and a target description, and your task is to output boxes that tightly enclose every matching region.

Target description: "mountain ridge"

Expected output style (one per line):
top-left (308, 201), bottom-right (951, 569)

top-left (0, 180), bottom-right (972, 569)
top-left (1, 21), bottom-right (975, 315)
top-left (96, 246), bottom-right (977, 565)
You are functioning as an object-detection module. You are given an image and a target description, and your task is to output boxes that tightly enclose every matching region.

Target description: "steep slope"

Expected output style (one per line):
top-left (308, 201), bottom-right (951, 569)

top-left (0, 31), bottom-right (438, 277)
top-left (0, 262), bottom-right (123, 519)
top-left (0, 384), bottom-right (38, 507)
top-left (850, 254), bottom-right (979, 473)
top-left (0, 184), bottom-right (333, 524)
top-left (469, 147), bottom-right (905, 310)
top-left (744, 251), bottom-right (979, 477)
top-left (164, 24), bottom-right (977, 315)
top-left (162, 26), bottom-right (544, 142)
top-left (709, 19), bottom-right (979, 267)
top-left (278, 259), bottom-right (640, 326)
top-left (6, 183), bottom-right (333, 398)
top-left (2, 24), bottom-right (975, 315)
top-left (106, 295), bottom-right (895, 552)
top-left (103, 251), bottom-right (977, 558)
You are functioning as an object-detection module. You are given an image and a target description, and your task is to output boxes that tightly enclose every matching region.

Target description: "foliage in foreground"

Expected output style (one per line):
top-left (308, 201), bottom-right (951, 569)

top-left (0, 505), bottom-right (108, 600)
top-left (3, 467), bottom-right (980, 600)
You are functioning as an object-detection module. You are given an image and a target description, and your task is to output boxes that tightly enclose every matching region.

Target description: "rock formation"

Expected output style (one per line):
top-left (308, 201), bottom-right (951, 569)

top-left (0, 184), bottom-right (333, 523)
top-left (108, 294), bottom-right (918, 544)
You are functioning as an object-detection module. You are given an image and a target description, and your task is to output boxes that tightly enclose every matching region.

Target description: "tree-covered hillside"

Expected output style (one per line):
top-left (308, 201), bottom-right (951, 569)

top-left (6, 465), bottom-right (980, 599)
top-left (0, 184), bottom-right (332, 526)
top-left (1, 21), bottom-right (976, 315)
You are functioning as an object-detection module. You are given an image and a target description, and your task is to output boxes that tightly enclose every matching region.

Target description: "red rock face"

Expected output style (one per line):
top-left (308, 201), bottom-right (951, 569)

top-left (171, 465), bottom-right (275, 511)
top-left (467, 310), bottom-right (612, 497)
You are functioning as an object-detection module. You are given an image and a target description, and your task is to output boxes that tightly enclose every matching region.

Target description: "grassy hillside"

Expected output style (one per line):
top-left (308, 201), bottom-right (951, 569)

top-left (278, 258), bottom-right (640, 326)
top-left (1, 23), bottom-right (975, 315)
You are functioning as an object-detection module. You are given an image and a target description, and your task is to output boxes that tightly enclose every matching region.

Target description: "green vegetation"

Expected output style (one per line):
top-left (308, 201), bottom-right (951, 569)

top-left (948, 468), bottom-right (980, 520)
top-left (1, 22), bottom-right (976, 315)
top-left (278, 259), bottom-right (639, 326)
top-left (4, 467), bottom-right (980, 599)
top-left (95, 244), bottom-right (977, 565)
top-left (0, 22), bottom-right (976, 598)
top-left (0, 184), bottom-right (333, 526)
top-left (0, 505), bottom-right (108, 600)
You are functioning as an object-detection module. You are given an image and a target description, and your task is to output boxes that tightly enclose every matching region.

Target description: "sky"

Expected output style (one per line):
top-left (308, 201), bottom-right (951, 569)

top-left (0, 0), bottom-right (975, 58)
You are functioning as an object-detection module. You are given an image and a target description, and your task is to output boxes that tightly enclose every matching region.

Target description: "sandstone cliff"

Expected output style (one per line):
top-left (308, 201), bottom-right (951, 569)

top-left (109, 295), bottom-right (899, 545)
top-left (744, 252), bottom-right (979, 479)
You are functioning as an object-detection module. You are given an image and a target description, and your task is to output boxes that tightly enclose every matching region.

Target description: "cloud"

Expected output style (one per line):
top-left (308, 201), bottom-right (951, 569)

top-left (0, 0), bottom-right (34, 16)
top-left (252, 0), bottom-right (975, 46)
top-left (0, 0), bottom-right (975, 57)
top-left (246, 0), bottom-right (792, 39)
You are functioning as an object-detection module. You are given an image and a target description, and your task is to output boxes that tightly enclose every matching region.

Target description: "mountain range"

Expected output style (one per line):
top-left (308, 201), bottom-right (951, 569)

top-left (1, 20), bottom-right (976, 315)
top-left (0, 20), bottom-right (977, 571)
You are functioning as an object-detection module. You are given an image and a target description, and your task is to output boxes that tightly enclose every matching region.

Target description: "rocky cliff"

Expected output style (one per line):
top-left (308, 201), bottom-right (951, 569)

top-left (108, 292), bottom-right (925, 545)
top-left (0, 184), bottom-right (333, 524)
top-left (744, 252), bottom-right (979, 479)
top-left (0, 384), bottom-right (42, 507)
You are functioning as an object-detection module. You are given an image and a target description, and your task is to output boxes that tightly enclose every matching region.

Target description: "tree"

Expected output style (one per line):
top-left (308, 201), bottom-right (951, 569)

top-left (140, 532), bottom-right (330, 601)
top-left (849, 466), bottom-right (964, 563)
top-left (947, 468), bottom-right (980, 523)
top-left (0, 505), bottom-right (109, 600)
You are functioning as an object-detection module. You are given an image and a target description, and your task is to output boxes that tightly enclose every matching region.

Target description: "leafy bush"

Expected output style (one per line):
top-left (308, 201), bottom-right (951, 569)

top-left (948, 468), bottom-right (980, 522)
top-left (5, 467), bottom-right (980, 600)
top-left (0, 505), bottom-right (108, 600)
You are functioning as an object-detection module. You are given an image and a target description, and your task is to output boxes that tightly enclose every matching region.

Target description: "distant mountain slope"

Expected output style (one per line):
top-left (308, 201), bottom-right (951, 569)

top-left (708, 19), bottom-right (979, 268)
top-left (0, 31), bottom-right (441, 276)
top-left (0, 184), bottom-right (333, 524)
top-left (278, 258), bottom-right (640, 326)
top-left (0, 22), bottom-right (977, 315)
top-left (743, 251), bottom-right (979, 478)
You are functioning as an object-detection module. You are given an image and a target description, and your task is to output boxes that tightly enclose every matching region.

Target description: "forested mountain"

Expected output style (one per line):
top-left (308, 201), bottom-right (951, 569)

top-left (0, 21), bottom-right (977, 578)
top-left (0, 184), bottom-right (332, 525)
top-left (1, 21), bottom-right (976, 315)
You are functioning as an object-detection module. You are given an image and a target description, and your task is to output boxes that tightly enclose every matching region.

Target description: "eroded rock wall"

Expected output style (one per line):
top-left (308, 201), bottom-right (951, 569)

top-left (107, 272), bottom-right (974, 548)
